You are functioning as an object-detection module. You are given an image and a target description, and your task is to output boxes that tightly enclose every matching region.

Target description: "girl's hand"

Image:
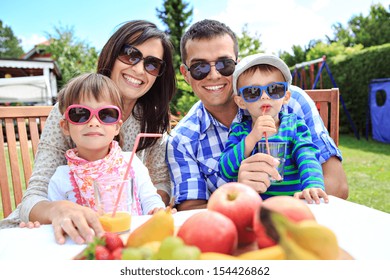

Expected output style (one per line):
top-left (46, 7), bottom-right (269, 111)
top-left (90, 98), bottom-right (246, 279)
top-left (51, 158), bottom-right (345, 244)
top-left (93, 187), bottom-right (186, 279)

top-left (147, 207), bottom-right (177, 215)
top-left (50, 201), bottom-right (104, 245)
top-left (294, 188), bottom-right (329, 204)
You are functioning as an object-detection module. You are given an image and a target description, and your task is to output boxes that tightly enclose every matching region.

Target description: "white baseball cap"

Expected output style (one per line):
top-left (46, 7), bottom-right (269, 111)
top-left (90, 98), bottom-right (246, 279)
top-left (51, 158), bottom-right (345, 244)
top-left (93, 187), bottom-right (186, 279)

top-left (233, 53), bottom-right (292, 95)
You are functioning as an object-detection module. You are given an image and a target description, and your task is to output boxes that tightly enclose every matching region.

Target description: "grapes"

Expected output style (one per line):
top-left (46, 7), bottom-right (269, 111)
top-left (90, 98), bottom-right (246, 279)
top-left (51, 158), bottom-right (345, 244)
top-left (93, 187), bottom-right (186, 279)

top-left (154, 236), bottom-right (185, 260)
top-left (121, 248), bottom-right (144, 260)
top-left (171, 245), bottom-right (201, 260)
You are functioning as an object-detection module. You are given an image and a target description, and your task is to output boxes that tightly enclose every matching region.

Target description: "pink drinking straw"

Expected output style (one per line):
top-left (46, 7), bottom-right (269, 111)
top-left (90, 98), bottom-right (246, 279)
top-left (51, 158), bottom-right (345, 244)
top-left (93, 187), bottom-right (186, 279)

top-left (111, 133), bottom-right (162, 217)
top-left (262, 107), bottom-right (271, 156)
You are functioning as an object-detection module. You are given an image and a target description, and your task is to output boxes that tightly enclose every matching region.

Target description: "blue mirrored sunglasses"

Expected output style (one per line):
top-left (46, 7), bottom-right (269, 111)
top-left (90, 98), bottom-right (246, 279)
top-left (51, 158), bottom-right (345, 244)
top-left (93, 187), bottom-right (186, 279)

top-left (238, 82), bottom-right (288, 103)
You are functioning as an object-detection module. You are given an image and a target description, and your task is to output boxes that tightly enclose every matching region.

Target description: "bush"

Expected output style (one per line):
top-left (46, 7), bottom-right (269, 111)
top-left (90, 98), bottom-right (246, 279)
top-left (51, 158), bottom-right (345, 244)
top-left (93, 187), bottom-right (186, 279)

top-left (324, 44), bottom-right (390, 136)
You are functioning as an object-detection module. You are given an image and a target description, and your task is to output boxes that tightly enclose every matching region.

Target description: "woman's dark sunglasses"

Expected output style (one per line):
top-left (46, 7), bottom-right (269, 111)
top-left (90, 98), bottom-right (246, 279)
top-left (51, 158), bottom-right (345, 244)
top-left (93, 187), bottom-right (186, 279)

top-left (118, 44), bottom-right (166, 77)
top-left (184, 58), bottom-right (237, 80)
top-left (238, 82), bottom-right (288, 103)
top-left (65, 105), bottom-right (122, 125)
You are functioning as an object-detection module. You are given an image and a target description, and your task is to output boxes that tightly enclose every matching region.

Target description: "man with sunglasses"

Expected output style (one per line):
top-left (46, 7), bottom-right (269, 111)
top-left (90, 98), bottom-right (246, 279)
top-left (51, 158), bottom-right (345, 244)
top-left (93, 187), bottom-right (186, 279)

top-left (219, 53), bottom-right (328, 204)
top-left (166, 19), bottom-right (348, 211)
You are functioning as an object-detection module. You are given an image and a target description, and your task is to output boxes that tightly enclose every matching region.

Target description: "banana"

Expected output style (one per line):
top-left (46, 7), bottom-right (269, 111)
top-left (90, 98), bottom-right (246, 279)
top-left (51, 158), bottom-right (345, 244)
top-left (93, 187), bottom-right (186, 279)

top-left (237, 245), bottom-right (286, 260)
top-left (199, 252), bottom-right (239, 260)
top-left (126, 208), bottom-right (174, 247)
top-left (270, 211), bottom-right (339, 260)
top-left (286, 220), bottom-right (339, 259)
top-left (278, 233), bottom-right (320, 260)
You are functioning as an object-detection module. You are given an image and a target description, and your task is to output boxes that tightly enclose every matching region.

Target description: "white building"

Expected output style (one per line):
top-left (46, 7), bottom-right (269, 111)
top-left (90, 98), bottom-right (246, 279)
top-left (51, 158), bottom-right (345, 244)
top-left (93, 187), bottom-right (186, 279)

top-left (0, 43), bottom-right (61, 105)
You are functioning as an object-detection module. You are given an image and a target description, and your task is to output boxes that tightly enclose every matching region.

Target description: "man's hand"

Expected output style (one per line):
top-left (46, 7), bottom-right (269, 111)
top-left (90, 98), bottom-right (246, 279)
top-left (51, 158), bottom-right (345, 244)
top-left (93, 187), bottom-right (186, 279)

top-left (237, 153), bottom-right (280, 193)
top-left (176, 200), bottom-right (207, 211)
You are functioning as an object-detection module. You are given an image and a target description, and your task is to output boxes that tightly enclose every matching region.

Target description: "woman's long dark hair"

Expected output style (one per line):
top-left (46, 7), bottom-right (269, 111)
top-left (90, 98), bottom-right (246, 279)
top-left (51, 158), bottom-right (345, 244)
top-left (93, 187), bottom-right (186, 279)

top-left (97, 20), bottom-right (176, 152)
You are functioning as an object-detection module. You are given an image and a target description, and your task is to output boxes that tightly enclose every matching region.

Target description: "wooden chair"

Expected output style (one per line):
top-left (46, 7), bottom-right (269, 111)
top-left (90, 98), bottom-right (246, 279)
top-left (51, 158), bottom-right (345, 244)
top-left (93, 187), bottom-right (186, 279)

top-left (305, 88), bottom-right (340, 146)
top-left (0, 106), bottom-right (53, 218)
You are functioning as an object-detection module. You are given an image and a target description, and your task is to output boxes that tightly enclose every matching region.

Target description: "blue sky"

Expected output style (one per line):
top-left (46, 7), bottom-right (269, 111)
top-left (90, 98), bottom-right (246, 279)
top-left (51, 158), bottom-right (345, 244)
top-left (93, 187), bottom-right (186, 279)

top-left (2, 0), bottom-right (389, 55)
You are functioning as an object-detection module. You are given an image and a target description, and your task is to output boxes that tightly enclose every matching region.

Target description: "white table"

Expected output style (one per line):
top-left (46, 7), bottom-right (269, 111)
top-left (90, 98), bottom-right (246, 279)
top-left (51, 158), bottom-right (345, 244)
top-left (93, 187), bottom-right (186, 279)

top-left (0, 196), bottom-right (389, 260)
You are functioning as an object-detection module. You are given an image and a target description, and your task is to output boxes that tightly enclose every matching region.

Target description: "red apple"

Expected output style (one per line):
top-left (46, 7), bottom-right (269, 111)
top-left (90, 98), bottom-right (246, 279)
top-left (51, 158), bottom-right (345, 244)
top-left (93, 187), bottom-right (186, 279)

top-left (207, 182), bottom-right (262, 245)
top-left (177, 210), bottom-right (238, 255)
top-left (253, 196), bottom-right (316, 248)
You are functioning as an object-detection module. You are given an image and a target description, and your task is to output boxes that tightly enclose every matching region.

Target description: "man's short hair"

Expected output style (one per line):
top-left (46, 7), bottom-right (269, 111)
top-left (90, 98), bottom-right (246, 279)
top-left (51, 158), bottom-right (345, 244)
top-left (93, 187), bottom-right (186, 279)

top-left (180, 19), bottom-right (238, 64)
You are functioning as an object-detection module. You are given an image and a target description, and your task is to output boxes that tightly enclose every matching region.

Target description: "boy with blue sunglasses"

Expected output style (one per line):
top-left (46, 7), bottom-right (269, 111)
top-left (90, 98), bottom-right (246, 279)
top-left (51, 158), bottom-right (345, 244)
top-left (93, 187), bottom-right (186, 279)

top-left (219, 53), bottom-right (328, 203)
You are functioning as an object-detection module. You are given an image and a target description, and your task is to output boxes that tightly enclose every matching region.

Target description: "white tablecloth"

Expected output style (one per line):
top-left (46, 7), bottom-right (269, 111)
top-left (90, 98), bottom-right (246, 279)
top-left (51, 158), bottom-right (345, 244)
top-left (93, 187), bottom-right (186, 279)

top-left (0, 196), bottom-right (389, 260)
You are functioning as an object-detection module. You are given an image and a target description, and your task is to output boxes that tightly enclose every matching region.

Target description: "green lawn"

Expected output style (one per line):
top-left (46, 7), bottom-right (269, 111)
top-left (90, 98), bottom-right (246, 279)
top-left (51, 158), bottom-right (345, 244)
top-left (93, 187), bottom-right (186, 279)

top-left (1, 134), bottom-right (389, 219)
top-left (339, 134), bottom-right (390, 213)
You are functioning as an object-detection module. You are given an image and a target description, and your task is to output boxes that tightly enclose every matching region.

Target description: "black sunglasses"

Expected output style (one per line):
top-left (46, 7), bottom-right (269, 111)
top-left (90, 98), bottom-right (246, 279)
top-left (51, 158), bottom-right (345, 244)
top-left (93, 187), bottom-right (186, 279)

top-left (184, 58), bottom-right (237, 80)
top-left (118, 44), bottom-right (166, 77)
top-left (238, 82), bottom-right (288, 103)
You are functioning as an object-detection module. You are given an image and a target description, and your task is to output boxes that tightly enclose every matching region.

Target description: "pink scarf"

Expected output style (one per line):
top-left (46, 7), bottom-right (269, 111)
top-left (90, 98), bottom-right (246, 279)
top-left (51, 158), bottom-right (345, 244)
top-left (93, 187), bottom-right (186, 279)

top-left (66, 141), bottom-right (142, 215)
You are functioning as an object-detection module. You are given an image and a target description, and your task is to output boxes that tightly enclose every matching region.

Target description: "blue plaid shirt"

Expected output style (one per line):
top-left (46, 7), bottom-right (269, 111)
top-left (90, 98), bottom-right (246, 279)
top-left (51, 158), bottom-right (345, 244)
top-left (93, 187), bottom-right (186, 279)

top-left (166, 85), bottom-right (342, 205)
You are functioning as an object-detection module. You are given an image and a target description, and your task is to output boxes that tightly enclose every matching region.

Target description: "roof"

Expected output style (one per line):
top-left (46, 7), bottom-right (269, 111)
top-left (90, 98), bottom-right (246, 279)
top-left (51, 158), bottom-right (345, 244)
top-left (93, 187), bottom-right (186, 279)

top-left (0, 58), bottom-right (62, 79)
top-left (22, 40), bottom-right (51, 60)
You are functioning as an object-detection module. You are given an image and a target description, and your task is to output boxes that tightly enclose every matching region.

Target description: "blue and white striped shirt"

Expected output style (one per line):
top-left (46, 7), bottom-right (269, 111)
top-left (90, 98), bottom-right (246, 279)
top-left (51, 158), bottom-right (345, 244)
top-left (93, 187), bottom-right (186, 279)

top-left (166, 85), bottom-right (342, 205)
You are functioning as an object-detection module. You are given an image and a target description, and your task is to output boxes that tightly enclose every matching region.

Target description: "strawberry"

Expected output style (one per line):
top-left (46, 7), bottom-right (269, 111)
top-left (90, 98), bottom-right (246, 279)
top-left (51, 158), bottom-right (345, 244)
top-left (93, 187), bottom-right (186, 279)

top-left (111, 247), bottom-right (123, 260)
top-left (95, 245), bottom-right (112, 260)
top-left (103, 232), bottom-right (124, 252)
top-left (81, 236), bottom-right (106, 260)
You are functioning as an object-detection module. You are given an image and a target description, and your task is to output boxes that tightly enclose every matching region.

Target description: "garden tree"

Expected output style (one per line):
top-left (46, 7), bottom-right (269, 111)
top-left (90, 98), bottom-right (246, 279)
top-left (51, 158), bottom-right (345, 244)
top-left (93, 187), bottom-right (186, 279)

top-left (0, 20), bottom-right (24, 59)
top-left (40, 25), bottom-right (98, 89)
top-left (156, 0), bottom-right (192, 72)
top-left (156, 0), bottom-right (193, 115)
top-left (279, 39), bottom-right (321, 67)
top-left (327, 22), bottom-right (354, 47)
top-left (306, 41), bottom-right (363, 61)
top-left (328, 4), bottom-right (390, 48)
top-left (237, 24), bottom-right (263, 59)
top-left (279, 45), bottom-right (308, 67)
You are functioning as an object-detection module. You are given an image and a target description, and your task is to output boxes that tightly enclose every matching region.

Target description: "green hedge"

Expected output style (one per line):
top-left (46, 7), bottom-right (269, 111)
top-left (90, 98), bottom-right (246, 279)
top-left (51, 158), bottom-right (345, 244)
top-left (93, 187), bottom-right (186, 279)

top-left (323, 44), bottom-right (390, 136)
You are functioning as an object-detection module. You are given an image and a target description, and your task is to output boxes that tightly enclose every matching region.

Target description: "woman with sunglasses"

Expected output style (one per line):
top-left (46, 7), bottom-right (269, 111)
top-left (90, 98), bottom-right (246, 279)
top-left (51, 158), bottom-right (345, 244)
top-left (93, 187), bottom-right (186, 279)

top-left (49, 73), bottom-right (166, 215)
top-left (1, 20), bottom-right (176, 245)
top-left (219, 53), bottom-right (328, 204)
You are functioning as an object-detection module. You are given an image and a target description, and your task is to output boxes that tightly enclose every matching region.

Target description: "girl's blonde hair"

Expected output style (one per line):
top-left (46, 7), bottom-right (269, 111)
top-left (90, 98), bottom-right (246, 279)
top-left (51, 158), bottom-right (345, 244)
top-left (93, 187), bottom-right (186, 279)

top-left (57, 73), bottom-right (124, 146)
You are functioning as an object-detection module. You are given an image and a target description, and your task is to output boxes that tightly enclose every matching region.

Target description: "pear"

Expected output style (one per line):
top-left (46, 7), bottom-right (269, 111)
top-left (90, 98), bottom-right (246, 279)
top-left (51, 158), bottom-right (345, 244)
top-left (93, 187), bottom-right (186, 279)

top-left (126, 208), bottom-right (174, 247)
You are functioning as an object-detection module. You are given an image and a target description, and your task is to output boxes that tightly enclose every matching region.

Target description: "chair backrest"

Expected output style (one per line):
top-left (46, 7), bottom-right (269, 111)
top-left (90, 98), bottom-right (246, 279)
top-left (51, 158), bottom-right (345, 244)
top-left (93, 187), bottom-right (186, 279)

top-left (0, 106), bottom-right (53, 218)
top-left (305, 88), bottom-right (340, 146)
